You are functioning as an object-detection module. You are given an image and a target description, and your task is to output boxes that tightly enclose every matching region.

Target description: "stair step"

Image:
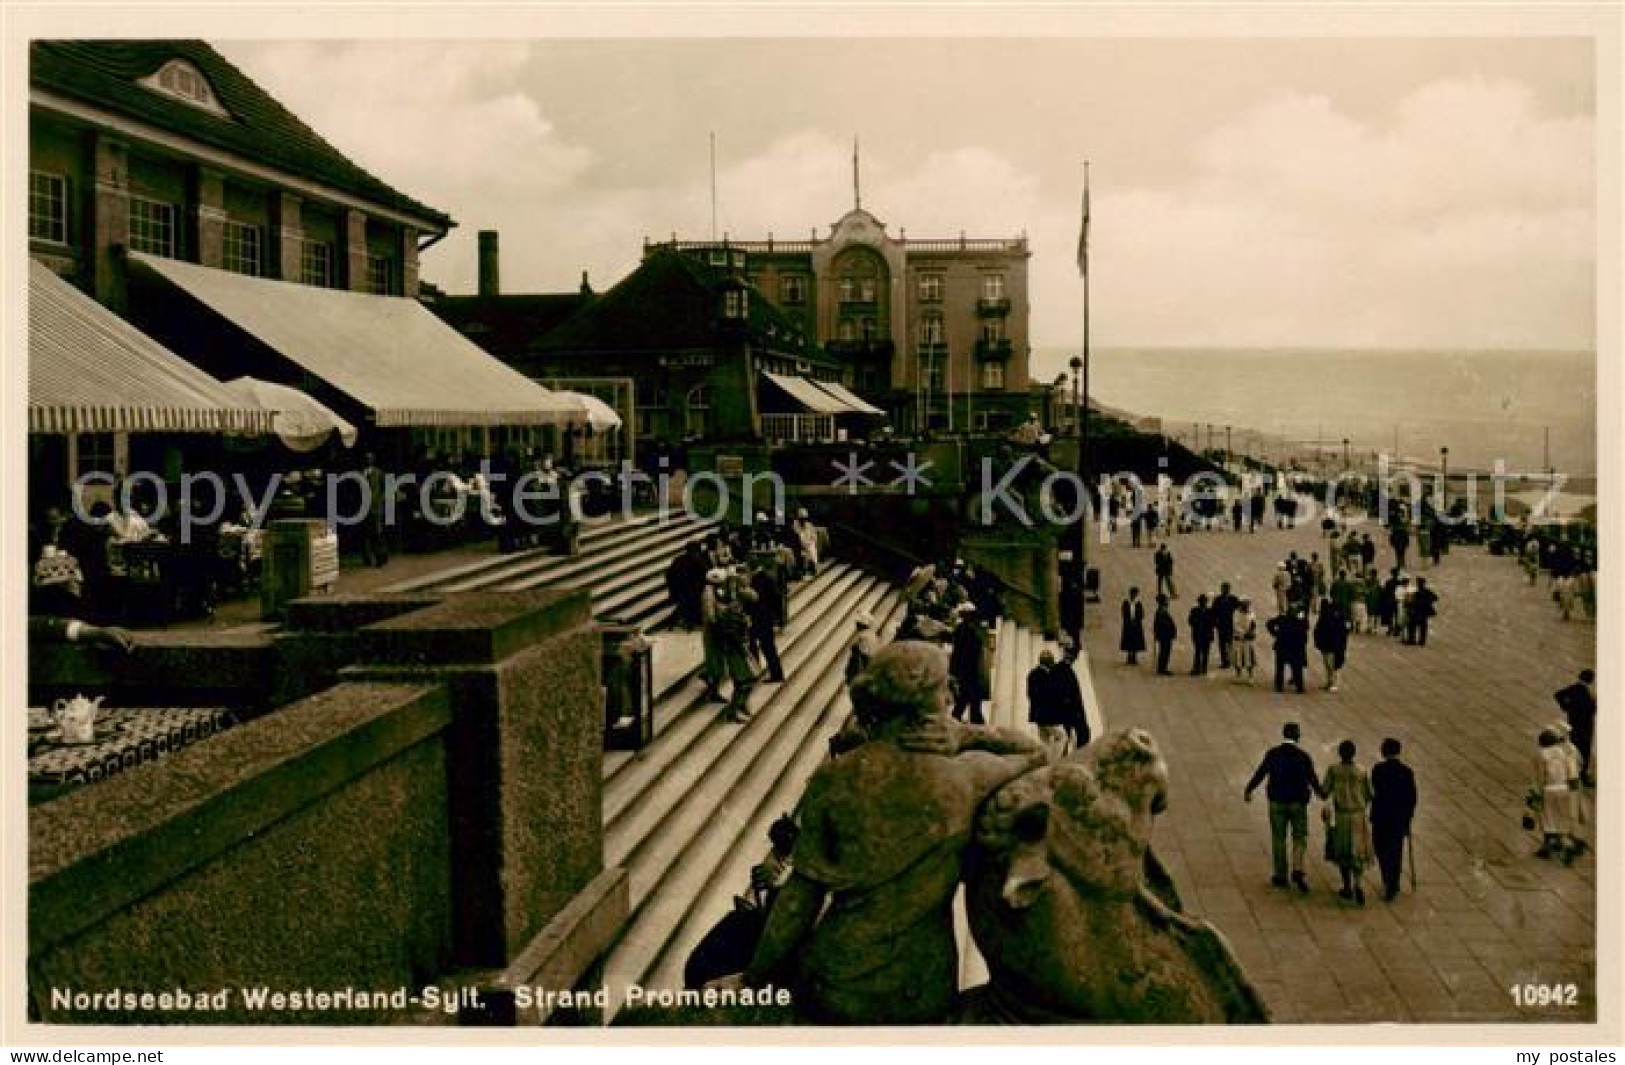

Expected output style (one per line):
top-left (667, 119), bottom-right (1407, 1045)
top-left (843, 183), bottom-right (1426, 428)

top-left (381, 510), bottom-right (674, 593)
top-left (599, 579), bottom-right (899, 1006)
top-left (454, 517), bottom-right (714, 595)
top-left (602, 565), bottom-right (862, 803)
top-left (604, 570), bottom-right (878, 862)
top-left (638, 592), bottom-right (909, 993)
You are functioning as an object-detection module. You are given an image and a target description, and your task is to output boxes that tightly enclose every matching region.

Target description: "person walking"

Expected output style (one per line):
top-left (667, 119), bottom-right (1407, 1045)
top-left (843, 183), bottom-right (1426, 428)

top-left (1266, 606), bottom-right (1309, 694)
top-left (949, 603), bottom-right (988, 724)
top-left (1154, 544), bottom-right (1178, 600)
top-left (1369, 737), bottom-right (1417, 901)
top-left (1533, 728), bottom-right (1582, 863)
top-left (1405, 577), bottom-right (1438, 646)
top-left (1313, 597), bottom-right (1349, 692)
top-left (1119, 586), bottom-right (1147, 665)
top-left (1321, 740), bottom-right (1374, 904)
top-left (1212, 582), bottom-right (1238, 670)
top-left (1272, 563), bottom-right (1292, 616)
top-left (1027, 649), bottom-right (1090, 757)
top-left (1244, 722), bottom-right (1325, 892)
top-left (747, 562), bottom-right (786, 684)
top-left (1153, 593), bottom-right (1178, 676)
top-left (1188, 594), bottom-right (1215, 676)
top-left (1389, 521), bottom-right (1410, 571)
top-left (1232, 598), bottom-right (1259, 683)
top-left (1554, 669), bottom-right (1597, 785)
top-left (358, 452), bottom-right (390, 568)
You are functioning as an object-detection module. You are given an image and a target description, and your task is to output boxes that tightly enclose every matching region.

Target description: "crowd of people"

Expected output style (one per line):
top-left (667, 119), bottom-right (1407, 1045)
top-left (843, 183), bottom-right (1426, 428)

top-left (1119, 513), bottom-right (1446, 695)
top-left (663, 510), bottom-right (827, 723)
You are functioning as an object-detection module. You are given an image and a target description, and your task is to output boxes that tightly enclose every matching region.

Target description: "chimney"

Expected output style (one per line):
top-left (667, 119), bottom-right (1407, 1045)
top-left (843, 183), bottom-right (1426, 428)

top-left (579, 270), bottom-right (593, 296)
top-left (478, 230), bottom-right (500, 296)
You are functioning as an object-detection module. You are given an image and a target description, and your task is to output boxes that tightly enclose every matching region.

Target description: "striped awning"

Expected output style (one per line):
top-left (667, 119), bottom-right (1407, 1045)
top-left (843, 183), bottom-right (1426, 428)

top-left (132, 253), bottom-right (584, 429)
top-left (762, 371), bottom-right (848, 415)
top-left (809, 378), bottom-right (886, 417)
top-left (29, 259), bottom-right (274, 435)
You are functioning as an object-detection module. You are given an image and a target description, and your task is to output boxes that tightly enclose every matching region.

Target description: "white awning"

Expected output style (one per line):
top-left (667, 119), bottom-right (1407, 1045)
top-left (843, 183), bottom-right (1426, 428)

top-left (29, 260), bottom-right (274, 435)
top-left (133, 253), bottom-right (584, 428)
top-left (808, 378), bottom-right (886, 417)
top-left (762, 371), bottom-right (848, 415)
top-left (556, 390), bottom-right (623, 431)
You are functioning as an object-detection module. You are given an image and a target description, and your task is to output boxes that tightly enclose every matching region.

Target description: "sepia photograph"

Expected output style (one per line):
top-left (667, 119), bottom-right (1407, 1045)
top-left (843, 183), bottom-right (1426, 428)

top-left (4, 2), bottom-right (1618, 1050)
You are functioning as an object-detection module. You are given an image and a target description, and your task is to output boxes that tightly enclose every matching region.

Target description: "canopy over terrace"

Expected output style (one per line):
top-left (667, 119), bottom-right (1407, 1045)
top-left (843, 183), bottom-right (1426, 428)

top-left (28, 260), bottom-right (273, 435)
top-left (130, 253), bottom-right (583, 430)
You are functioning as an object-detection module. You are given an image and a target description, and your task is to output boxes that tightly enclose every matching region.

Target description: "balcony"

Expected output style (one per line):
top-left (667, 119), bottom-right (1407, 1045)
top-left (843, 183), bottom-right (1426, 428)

top-left (976, 297), bottom-right (1011, 317)
top-left (974, 339), bottom-right (1013, 361)
top-left (827, 338), bottom-right (895, 362)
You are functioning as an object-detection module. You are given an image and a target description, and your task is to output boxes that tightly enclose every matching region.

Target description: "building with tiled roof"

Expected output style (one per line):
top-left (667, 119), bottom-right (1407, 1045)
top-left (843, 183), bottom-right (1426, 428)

top-left (29, 39), bottom-right (452, 316)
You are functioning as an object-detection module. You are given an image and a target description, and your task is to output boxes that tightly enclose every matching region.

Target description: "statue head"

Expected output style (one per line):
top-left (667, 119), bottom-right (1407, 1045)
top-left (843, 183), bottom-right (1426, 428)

top-left (849, 640), bottom-right (949, 734)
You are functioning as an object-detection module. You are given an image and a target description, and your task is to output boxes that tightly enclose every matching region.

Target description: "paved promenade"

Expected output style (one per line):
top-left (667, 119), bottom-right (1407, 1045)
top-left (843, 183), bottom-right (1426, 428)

top-left (1080, 513), bottom-right (1597, 1024)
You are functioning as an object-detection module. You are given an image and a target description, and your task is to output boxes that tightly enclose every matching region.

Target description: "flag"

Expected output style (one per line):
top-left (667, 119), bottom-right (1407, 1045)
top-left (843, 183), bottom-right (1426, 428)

top-left (1076, 162), bottom-right (1091, 278)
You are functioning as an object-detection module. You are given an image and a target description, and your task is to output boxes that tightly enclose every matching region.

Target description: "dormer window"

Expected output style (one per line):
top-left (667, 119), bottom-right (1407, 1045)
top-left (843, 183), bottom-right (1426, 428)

top-left (722, 288), bottom-right (748, 320)
top-left (140, 59), bottom-right (229, 117)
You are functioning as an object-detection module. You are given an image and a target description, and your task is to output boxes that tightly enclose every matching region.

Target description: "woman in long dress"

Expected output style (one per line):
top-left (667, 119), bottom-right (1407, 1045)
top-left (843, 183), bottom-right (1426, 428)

top-left (1232, 599), bottom-right (1258, 682)
top-left (1321, 740), bottom-right (1374, 904)
top-left (1119, 586), bottom-right (1147, 665)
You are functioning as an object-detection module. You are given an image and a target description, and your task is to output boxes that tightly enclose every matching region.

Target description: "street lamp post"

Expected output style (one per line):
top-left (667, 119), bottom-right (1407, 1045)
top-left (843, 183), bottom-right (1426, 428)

top-left (1440, 446), bottom-right (1449, 510)
top-left (1071, 354), bottom-right (1085, 632)
top-left (1343, 437), bottom-right (1350, 471)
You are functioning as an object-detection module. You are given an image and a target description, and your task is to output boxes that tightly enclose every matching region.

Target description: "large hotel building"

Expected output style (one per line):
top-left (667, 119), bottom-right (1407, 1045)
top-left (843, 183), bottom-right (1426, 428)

top-left (647, 199), bottom-right (1034, 435)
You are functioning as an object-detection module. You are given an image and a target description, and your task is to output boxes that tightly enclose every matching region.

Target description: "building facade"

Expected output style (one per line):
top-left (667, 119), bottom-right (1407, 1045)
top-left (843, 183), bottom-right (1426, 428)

top-left (646, 203), bottom-right (1034, 433)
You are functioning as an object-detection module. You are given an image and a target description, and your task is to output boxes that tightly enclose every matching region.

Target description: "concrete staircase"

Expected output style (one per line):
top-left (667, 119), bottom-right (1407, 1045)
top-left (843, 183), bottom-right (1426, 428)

top-left (383, 511), bottom-right (720, 629)
top-left (597, 562), bottom-right (907, 1009)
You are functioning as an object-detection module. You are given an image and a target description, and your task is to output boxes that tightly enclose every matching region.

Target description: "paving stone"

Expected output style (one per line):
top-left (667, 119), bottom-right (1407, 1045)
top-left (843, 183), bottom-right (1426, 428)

top-left (1079, 517), bottom-right (1594, 1023)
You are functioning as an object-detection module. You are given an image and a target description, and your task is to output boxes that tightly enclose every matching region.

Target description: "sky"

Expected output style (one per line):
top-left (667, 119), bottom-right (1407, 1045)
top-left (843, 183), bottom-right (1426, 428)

top-left (215, 35), bottom-right (1597, 366)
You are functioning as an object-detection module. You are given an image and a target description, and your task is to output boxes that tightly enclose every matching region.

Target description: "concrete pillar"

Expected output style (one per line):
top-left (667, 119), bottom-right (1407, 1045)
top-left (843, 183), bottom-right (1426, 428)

top-left (272, 191), bottom-right (302, 282)
top-left (341, 589), bottom-right (606, 967)
top-left (478, 230), bottom-right (500, 296)
top-left (193, 166), bottom-right (225, 270)
top-left (88, 132), bottom-right (129, 310)
top-left (344, 208), bottom-right (368, 292)
top-left (401, 225), bottom-right (420, 297)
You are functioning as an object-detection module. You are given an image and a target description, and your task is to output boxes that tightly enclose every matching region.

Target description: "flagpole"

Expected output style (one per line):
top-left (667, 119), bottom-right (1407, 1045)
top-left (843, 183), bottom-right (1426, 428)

top-left (1076, 160), bottom-right (1092, 634)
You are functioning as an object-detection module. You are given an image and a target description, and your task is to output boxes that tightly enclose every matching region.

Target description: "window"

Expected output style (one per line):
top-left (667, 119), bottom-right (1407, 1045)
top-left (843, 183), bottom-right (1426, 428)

top-left (838, 276), bottom-right (856, 303)
top-left (982, 274), bottom-right (1006, 300)
top-left (780, 275), bottom-right (805, 304)
top-left (29, 172), bottom-right (67, 244)
top-left (222, 221), bottom-right (263, 276)
top-left (919, 274), bottom-right (943, 302)
top-left (140, 59), bottom-right (229, 116)
top-left (129, 198), bottom-right (177, 258)
top-left (981, 319), bottom-right (1006, 343)
top-left (859, 317), bottom-right (877, 341)
top-left (76, 433), bottom-right (116, 479)
top-left (722, 289), bottom-right (748, 319)
top-left (837, 319), bottom-right (857, 342)
top-left (731, 251), bottom-right (747, 268)
top-left (920, 354), bottom-right (944, 392)
top-left (367, 255), bottom-right (395, 296)
top-left (300, 239), bottom-right (333, 288)
top-left (708, 249), bottom-right (727, 266)
top-left (919, 314), bottom-right (944, 346)
top-left (983, 362), bottom-right (1006, 390)
top-left (859, 277), bottom-right (876, 302)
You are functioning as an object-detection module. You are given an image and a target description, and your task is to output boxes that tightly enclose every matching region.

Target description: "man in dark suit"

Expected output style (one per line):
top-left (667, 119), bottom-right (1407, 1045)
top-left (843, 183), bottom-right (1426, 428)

top-left (949, 603), bottom-right (987, 724)
top-left (1152, 593), bottom-right (1178, 676)
top-left (1555, 670), bottom-right (1597, 785)
top-left (1266, 607), bottom-right (1309, 693)
top-left (1188, 594), bottom-right (1214, 676)
top-left (1211, 582), bottom-right (1238, 669)
top-left (1406, 577), bottom-right (1439, 646)
top-left (1244, 722), bottom-right (1325, 892)
top-left (1369, 737), bottom-right (1418, 901)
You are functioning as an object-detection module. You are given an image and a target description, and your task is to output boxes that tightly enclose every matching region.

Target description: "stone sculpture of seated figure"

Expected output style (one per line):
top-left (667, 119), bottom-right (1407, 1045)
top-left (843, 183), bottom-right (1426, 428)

top-left (963, 728), bottom-right (1270, 1024)
top-left (742, 640), bottom-right (1045, 1025)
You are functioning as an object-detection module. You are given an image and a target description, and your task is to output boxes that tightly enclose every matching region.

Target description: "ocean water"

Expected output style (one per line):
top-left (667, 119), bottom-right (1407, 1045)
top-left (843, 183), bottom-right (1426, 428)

top-left (1037, 348), bottom-right (1598, 479)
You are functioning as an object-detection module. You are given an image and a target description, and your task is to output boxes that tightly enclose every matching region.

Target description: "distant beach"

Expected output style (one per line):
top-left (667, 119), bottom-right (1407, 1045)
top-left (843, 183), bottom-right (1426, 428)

top-left (1040, 347), bottom-right (1597, 480)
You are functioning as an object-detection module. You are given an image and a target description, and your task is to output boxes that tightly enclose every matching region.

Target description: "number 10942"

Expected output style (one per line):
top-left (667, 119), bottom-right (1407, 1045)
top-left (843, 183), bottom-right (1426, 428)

top-left (1510, 983), bottom-right (1579, 1007)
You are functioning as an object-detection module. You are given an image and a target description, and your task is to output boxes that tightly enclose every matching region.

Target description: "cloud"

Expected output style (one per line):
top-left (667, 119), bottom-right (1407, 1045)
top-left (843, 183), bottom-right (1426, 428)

top-left (1090, 77), bottom-right (1595, 350)
top-left (217, 44), bottom-right (1593, 352)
